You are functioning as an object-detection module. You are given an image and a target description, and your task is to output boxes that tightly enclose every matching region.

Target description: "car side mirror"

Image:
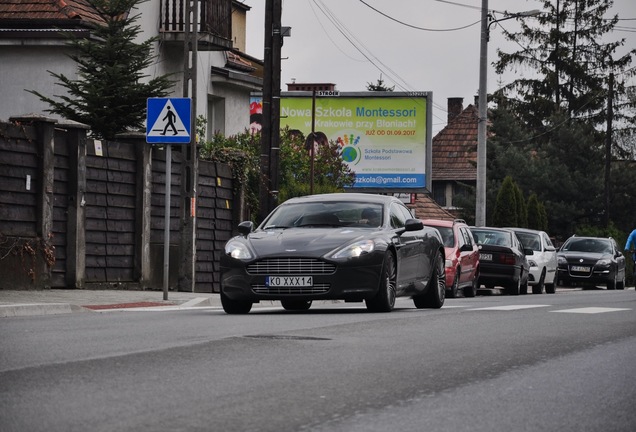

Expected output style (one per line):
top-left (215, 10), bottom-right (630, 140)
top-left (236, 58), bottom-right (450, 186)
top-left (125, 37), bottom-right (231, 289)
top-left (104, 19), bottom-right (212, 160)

top-left (460, 244), bottom-right (473, 252)
top-left (404, 218), bottom-right (424, 232)
top-left (524, 248), bottom-right (534, 256)
top-left (237, 221), bottom-right (254, 236)
top-left (545, 245), bottom-right (556, 252)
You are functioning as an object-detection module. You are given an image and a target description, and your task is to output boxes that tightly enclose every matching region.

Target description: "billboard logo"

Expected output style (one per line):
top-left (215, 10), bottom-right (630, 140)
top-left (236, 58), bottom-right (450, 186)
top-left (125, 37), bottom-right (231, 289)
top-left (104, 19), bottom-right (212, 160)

top-left (337, 134), bottom-right (361, 165)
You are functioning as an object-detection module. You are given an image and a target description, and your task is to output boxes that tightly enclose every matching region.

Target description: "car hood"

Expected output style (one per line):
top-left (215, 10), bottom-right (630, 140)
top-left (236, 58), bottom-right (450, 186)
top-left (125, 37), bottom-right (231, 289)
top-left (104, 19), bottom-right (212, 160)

top-left (247, 228), bottom-right (373, 258)
top-left (559, 251), bottom-right (609, 263)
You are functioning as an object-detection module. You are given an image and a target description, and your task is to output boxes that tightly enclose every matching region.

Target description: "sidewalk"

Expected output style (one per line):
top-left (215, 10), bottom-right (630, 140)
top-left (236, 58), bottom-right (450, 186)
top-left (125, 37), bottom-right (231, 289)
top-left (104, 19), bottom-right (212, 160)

top-left (0, 289), bottom-right (222, 318)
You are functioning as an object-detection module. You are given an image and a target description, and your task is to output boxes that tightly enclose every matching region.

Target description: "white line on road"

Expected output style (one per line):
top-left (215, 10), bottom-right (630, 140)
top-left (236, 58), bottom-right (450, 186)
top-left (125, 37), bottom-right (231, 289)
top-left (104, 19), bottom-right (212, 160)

top-left (550, 307), bottom-right (632, 314)
top-left (468, 305), bottom-right (551, 311)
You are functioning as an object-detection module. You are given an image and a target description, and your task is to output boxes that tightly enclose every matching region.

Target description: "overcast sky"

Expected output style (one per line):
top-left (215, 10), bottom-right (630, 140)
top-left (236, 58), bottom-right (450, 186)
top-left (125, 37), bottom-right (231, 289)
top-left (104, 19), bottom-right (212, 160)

top-left (240, 0), bottom-right (636, 134)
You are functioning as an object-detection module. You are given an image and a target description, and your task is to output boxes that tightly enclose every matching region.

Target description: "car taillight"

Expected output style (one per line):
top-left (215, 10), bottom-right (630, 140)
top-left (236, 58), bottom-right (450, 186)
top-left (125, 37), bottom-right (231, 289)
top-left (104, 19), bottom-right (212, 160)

top-left (500, 254), bottom-right (516, 265)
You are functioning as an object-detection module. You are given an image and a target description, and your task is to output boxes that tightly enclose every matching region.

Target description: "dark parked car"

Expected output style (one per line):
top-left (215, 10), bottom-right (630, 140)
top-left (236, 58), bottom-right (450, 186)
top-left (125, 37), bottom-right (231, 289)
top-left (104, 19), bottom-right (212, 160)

top-left (556, 236), bottom-right (626, 290)
top-left (469, 227), bottom-right (531, 295)
top-left (422, 218), bottom-right (480, 298)
top-left (220, 193), bottom-right (447, 314)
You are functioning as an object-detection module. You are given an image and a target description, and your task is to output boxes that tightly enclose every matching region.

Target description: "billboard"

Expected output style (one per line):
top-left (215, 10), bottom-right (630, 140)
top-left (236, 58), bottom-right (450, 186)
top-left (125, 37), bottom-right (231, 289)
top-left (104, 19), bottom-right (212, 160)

top-left (251, 91), bottom-right (433, 193)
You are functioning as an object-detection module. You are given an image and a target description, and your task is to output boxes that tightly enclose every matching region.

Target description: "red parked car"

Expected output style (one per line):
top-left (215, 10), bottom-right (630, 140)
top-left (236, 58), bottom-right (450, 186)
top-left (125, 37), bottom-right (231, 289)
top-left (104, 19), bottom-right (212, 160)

top-left (422, 219), bottom-right (480, 297)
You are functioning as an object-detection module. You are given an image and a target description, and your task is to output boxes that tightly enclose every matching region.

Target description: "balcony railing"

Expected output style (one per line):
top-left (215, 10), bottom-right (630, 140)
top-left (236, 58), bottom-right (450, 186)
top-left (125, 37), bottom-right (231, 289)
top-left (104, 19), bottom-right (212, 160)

top-left (160, 0), bottom-right (232, 50)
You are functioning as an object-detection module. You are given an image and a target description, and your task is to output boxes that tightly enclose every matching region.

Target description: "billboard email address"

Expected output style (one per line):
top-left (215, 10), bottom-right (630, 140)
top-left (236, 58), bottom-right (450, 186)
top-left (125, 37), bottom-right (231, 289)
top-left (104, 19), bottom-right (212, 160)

top-left (354, 174), bottom-right (425, 188)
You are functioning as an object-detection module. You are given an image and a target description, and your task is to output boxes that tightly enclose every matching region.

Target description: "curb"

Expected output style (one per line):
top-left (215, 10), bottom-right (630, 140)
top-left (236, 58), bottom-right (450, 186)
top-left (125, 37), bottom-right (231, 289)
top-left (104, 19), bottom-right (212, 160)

top-left (0, 303), bottom-right (88, 318)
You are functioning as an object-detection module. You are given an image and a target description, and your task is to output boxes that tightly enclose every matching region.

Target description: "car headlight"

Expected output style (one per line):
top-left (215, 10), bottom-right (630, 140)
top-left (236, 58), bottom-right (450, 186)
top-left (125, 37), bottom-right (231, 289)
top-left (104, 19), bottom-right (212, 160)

top-left (528, 259), bottom-right (538, 267)
top-left (557, 256), bottom-right (567, 265)
top-left (225, 240), bottom-right (253, 260)
top-left (596, 259), bottom-right (611, 266)
top-left (330, 239), bottom-right (375, 259)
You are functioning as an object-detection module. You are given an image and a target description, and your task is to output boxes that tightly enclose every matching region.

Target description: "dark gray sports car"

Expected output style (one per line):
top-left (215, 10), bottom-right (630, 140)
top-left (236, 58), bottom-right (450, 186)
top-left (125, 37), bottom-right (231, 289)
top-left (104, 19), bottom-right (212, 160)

top-left (220, 193), bottom-right (446, 314)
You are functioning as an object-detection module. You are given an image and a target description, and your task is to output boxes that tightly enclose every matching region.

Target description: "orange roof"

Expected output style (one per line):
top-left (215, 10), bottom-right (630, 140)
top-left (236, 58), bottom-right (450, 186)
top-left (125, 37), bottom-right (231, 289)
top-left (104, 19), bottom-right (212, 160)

top-left (432, 104), bottom-right (479, 181)
top-left (410, 194), bottom-right (456, 220)
top-left (0, 0), bottom-right (106, 26)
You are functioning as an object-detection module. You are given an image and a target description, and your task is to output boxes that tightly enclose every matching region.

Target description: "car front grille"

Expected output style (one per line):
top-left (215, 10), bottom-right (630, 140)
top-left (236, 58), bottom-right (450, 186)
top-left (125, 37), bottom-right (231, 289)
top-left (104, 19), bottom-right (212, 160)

top-left (246, 258), bottom-right (336, 275)
top-left (252, 284), bottom-right (330, 294)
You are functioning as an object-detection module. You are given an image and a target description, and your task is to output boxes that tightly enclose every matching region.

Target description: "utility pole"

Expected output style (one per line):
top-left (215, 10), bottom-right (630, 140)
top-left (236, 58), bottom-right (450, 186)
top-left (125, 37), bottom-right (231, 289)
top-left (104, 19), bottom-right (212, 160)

top-left (179, 0), bottom-right (198, 291)
top-left (604, 72), bottom-right (614, 228)
top-left (476, 0), bottom-right (488, 227)
top-left (259, 0), bottom-right (283, 221)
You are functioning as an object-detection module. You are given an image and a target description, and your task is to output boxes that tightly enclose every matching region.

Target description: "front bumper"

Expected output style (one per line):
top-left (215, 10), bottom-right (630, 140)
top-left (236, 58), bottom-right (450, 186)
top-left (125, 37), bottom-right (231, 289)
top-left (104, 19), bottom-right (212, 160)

top-left (221, 254), bottom-right (384, 302)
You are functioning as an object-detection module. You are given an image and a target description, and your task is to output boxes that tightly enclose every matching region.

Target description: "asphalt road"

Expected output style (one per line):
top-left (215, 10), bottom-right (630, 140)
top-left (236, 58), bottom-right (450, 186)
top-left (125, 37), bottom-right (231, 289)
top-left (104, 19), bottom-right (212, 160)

top-left (1, 290), bottom-right (635, 432)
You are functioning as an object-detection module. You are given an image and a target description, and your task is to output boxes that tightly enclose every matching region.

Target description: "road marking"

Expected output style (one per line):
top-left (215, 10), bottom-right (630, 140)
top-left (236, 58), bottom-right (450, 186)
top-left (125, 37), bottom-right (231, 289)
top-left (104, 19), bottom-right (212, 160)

top-left (551, 307), bottom-right (632, 314)
top-left (469, 305), bottom-right (550, 311)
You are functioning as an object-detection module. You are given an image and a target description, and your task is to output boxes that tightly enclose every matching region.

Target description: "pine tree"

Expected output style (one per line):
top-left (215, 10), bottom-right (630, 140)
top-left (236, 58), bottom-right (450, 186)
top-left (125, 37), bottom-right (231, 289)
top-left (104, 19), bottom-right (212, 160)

top-left (492, 176), bottom-right (518, 227)
top-left (28, 0), bottom-right (174, 140)
top-left (493, 0), bottom-right (635, 129)
top-left (514, 183), bottom-right (527, 228)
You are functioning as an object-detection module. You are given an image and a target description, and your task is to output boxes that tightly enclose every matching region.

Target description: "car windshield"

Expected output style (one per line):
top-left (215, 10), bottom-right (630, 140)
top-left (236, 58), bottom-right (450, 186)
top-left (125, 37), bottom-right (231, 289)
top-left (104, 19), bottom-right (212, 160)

top-left (562, 238), bottom-right (612, 254)
top-left (431, 226), bottom-right (454, 247)
top-left (261, 201), bottom-right (384, 229)
top-left (515, 232), bottom-right (541, 251)
top-left (471, 229), bottom-right (510, 247)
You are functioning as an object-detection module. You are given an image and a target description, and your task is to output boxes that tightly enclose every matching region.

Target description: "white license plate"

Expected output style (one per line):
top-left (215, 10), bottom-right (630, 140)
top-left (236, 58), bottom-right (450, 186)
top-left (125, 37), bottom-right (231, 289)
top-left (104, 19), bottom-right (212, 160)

top-left (480, 253), bottom-right (493, 261)
top-left (571, 265), bottom-right (590, 272)
top-left (266, 276), bottom-right (313, 287)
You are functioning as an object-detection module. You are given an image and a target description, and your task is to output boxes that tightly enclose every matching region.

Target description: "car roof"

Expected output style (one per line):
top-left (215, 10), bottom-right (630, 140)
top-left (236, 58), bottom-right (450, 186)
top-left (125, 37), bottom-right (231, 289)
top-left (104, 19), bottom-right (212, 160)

top-left (506, 227), bottom-right (546, 235)
top-left (283, 193), bottom-right (398, 205)
top-left (422, 218), bottom-right (466, 227)
top-left (469, 226), bottom-right (513, 233)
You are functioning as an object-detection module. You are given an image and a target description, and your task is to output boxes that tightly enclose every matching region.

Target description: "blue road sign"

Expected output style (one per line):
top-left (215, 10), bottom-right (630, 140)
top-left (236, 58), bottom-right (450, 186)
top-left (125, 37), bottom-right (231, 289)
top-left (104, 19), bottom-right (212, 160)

top-left (146, 98), bottom-right (192, 144)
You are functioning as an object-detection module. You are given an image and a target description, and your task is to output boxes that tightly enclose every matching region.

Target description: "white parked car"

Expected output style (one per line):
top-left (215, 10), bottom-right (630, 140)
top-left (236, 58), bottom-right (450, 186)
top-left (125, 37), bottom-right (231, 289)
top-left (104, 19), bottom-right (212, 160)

top-left (508, 228), bottom-right (557, 294)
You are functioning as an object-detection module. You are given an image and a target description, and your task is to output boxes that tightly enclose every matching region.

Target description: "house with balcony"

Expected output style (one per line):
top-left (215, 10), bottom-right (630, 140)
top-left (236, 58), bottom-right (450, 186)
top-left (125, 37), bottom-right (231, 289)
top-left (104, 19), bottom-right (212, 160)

top-left (0, 0), bottom-right (262, 138)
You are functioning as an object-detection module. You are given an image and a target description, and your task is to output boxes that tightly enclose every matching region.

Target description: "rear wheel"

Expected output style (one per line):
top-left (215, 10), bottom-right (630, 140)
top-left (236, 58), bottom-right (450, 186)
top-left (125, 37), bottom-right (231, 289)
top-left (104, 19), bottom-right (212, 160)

top-left (448, 269), bottom-right (459, 298)
top-left (220, 291), bottom-right (252, 314)
top-left (414, 253), bottom-right (445, 309)
top-left (464, 272), bottom-right (478, 298)
top-left (533, 270), bottom-right (546, 294)
top-left (507, 278), bottom-right (520, 296)
top-left (281, 299), bottom-right (313, 311)
top-left (366, 252), bottom-right (397, 312)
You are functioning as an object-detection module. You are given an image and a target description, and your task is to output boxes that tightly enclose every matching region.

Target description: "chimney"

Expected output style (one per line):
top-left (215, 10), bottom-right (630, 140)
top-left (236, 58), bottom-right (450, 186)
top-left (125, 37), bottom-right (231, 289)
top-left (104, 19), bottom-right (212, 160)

top-left (474, 94), bottom-right (479, 107)
top-left (447, 97), bottom-right (463, 123)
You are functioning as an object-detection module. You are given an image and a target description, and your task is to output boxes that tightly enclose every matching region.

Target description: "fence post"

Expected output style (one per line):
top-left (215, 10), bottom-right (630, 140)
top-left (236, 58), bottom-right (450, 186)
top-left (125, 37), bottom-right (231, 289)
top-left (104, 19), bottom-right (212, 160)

top-left (10, 115), bottom-right (57, 288)
top-left (62, 120), bottom-right (90, 288)
top-left (118, 132), bottom-right (152, 288)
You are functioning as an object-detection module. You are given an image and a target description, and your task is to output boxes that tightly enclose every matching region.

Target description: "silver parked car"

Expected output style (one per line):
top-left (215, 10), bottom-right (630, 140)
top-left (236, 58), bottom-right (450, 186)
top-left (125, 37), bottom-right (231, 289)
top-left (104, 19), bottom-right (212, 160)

top-left (508, 228), bottom-right (557, 294)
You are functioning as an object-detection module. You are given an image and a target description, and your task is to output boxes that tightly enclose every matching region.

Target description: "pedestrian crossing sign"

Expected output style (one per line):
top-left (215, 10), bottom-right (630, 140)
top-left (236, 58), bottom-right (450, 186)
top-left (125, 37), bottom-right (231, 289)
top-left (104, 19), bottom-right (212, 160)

top-left (146, 98), bottom-right (192, 144)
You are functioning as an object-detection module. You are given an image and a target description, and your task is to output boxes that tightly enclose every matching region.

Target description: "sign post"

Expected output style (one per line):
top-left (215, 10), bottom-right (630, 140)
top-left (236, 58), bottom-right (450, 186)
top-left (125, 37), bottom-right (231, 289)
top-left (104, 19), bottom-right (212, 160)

top-left (146, 98), bottom-right (192, 300)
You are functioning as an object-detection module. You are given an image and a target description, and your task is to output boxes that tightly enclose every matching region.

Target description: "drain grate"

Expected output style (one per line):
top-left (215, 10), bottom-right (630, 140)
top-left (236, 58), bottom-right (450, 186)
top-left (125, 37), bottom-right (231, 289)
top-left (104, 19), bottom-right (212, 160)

top-left (243, 335), bottom-right (331, 341)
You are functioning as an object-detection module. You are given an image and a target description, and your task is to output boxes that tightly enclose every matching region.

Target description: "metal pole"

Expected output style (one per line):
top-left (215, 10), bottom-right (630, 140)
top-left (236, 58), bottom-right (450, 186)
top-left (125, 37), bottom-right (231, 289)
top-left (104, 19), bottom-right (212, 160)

top-left (476, 0), bottom-right (489, 227)
top-left (310, 90), bottom-right (316, 195)
top-left (163, 145), bottom-right (171, 300)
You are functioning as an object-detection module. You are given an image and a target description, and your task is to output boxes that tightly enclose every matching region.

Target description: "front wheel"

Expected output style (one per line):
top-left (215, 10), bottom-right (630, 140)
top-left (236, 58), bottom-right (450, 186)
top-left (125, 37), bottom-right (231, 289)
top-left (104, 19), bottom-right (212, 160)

top-left (413, 253), bottom-right (445, 309)
top-left (220, 290), bottom-right (252, 314)
top-left (366, 252), bottom-right (397, 312)
top-left (533, 270), bottom-right (546, 294)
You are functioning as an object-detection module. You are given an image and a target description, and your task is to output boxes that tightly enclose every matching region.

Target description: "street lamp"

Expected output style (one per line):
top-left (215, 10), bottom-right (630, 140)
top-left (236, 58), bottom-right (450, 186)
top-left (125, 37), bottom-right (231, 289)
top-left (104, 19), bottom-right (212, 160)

top-left (475, 0), bottom-right (540, 226)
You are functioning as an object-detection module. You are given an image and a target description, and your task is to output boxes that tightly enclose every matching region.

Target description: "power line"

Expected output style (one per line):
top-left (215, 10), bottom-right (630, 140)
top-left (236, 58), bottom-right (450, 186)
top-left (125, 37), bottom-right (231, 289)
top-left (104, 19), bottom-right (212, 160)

top-left (357, 0), bottom-right (480, 32)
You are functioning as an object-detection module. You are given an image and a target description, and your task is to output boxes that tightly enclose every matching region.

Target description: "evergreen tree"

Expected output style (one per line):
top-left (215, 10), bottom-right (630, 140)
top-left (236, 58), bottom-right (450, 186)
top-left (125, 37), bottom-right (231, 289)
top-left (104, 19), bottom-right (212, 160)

top-left (28, 0), bottom-right (174, 139)
top-left (366, 74), bottom-right (395, 92)
top-left (493, 0), bottom-right (635, 129)
top-left (514, 183), bottom-right (528, 228)
top-left (492, 176), bottom-right (518, 227)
